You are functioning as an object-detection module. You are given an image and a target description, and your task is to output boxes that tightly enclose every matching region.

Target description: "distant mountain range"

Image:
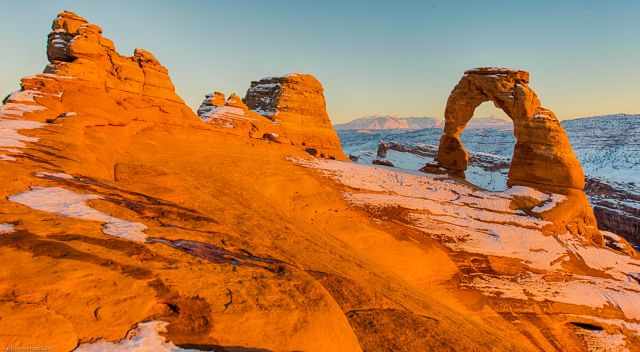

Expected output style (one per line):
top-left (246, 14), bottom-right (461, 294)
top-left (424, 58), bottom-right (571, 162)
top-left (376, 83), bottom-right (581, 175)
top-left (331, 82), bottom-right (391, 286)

top-left (334, 115), bottom-right (511, 131)
top-left (334, 116), bottom-right (439, 130)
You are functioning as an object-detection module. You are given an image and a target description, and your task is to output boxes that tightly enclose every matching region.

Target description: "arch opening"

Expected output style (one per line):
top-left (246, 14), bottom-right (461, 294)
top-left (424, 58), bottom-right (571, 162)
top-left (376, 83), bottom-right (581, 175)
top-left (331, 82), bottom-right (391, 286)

top-left (454, 101), bottom-right (514, 191)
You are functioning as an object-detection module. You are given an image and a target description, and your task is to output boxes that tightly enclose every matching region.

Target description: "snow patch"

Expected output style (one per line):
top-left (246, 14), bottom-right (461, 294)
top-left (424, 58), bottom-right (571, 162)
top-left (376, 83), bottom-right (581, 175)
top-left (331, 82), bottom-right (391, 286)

top-left (0, 223), bottom-right (15, 234)
top-left (0, 102), bottom-right (47, 118)
top-left (502, 186), bottom-right (547, 202)
top-left (35, 171), bottom-right (74, 179)
top-left (532, 193), bottom-right (567, 213)
top-left (463, 273), bottom-right (640, 320)
top-left (74, 320), bottom-right (204, 351)
top-left (0, 119), bottom-right (45, 161)
top-left (576, 329), bottom-right (629, 352)
top-left (9, 186), bottom-right (147, 242)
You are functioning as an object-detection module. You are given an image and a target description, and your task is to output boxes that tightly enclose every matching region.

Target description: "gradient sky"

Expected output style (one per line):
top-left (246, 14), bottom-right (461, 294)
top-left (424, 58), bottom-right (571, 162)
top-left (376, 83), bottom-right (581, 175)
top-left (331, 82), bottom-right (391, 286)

top-left (1, 0), bottom-right (638, 122)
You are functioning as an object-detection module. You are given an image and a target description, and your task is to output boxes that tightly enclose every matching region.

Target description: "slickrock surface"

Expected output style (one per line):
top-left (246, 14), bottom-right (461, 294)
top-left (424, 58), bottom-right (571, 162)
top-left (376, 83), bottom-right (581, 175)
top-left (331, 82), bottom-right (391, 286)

top-left (1, 12), bottom-right (638, 352)
top-left (434, 68), bottom-right (601, 245)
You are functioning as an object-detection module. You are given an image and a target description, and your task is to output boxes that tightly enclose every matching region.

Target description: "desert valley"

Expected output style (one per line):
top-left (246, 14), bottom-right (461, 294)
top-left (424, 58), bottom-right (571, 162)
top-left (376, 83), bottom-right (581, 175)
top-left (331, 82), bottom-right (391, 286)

top-left (1, 9), bottom-right (639, 352)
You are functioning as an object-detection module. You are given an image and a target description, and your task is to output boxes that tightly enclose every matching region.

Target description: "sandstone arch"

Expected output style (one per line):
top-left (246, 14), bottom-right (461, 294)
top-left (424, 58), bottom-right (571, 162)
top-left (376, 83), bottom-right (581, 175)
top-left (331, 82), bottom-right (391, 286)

top-left (436, 67), bottom-right (585, 192)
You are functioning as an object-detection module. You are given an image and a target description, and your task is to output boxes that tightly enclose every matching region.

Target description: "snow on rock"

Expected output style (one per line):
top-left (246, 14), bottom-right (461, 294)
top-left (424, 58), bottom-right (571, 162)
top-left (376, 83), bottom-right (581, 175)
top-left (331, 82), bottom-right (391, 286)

top-left (462, 273), bottom-right (640, 320)
top-left (502, 185), bottom-right (548, 202)
top-left (0, 223), bottom-right (15, 234)
top-left (202, 106), bottom-right (247, 123)
top-left (74, 320), bottom-right (204, 351)
top-left (295, 158), bottom-right (640, 324)
top-left (0, 119), bottom-right (45, 161)
top-left (4, 89), bottom-right (61, 104)
top-left (577, 330), bottom-right (629, 352)
top-left (9, 186), bottom-right (147, 242)
top-left (531, 193), bottom-right (567, 213)
top-left (0, 119), bottom-right (44, 147)
top-left (35, 171), bottom-right (74, 179)
top-left (0, 89), bottom-right (49, 160)
top-left (0, 102), bottom-right (47, 118)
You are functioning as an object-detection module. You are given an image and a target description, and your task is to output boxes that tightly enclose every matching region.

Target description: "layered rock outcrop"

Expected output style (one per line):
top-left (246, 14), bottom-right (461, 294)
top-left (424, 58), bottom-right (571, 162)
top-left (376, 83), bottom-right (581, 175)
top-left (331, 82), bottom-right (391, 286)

top-left (44, 11), bottom-right (182, 103)
top-left (432, 68), bottom-right (600, 244)
top-left (196, 91), bottom-right (226, 117)
top-left (245, 74), bottom-right (331, 127)
top-left (196, 92), bottom-right (280, 138)
top-left (198, 73), bottom-right (346, 159)
top-left (246, 74), bottom-right (345, 159)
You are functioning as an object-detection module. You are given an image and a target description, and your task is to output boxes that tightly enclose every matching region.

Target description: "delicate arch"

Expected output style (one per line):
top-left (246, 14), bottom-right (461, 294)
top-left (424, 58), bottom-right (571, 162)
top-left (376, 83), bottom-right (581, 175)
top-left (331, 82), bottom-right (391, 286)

top-left (435, 68), bottom-right (585, 192)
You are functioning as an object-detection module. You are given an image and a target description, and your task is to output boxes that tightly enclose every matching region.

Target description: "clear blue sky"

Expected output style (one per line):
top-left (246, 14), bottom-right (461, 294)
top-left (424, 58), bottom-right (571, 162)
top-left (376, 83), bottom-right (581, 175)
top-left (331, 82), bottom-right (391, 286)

top-left (1, 0), bottom-right (638, 122)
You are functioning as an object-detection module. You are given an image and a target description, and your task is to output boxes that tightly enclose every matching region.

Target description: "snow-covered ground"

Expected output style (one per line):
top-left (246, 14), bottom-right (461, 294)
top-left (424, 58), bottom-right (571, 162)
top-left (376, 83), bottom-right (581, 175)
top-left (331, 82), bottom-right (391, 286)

top-left (74, 320), bottom-right (198, 351)
top-left (295, 158), bottom-right (640, 343)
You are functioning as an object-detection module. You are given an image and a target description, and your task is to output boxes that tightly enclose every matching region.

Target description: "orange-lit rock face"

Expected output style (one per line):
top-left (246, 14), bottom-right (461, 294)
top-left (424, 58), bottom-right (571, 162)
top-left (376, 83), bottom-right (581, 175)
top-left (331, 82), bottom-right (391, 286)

top-left (196, 74), bottom-right (346, 160)
top-left (4, 11), bottom-right (639, 352)
top-left (244, 74), bottom-right (347, 160)
top-left (44, 11), bottom-right (182, 103)
top-left (245, 74), bottom-right (330, 126)
top-left (437, 67), bottom-right (585, 191)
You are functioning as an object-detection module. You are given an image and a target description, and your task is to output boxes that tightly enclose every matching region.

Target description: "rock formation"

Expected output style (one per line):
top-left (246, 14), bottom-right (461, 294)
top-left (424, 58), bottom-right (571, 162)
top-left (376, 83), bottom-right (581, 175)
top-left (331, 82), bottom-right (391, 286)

top-left (244, 74), bottom-right (346, 160)
top-left (2, 10), bottom-right (199, 137)
top-left (0, 11), bottom-right (361, 351)
top-left (433, 68), bottom-right (600, 244)
top-left (245, 74), bottom-right (330, 126)
top-left (196, 91), bottom-right (281, 139)
top-left (586, 178), bottom-right (640, 245)
top-left (197, 73), bottom-right (347, 160)
top-left (196, 91), bottom-right (226, 117)
top-left (2, 11), bottom-right (640, 352)
top-left (436, 68), bottom-right (583, 190)
top-left (45, 11), bottom-right (183, 103)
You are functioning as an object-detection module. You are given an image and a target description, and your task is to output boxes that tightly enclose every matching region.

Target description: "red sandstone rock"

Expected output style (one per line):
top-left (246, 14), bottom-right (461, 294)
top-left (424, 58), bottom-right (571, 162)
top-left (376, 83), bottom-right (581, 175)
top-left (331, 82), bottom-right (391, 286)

top-left (43, 11), bottom-right (182, 103)
top-left (197, 74), bottom-right (347, 160)
top-left (244, 73), bottom-right (346, 160)
top-left (436, 67), bottom-right (584, 191)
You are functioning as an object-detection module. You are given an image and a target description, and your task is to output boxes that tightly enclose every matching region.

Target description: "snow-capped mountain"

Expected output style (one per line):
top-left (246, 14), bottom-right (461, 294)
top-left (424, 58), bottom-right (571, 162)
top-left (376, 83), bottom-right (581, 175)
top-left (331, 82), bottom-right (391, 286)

top-left (334, 116), bottom-right (440, 130)
top-left (335, 115), bottom-right (512, 131)
top-left (339, 113), bottom-right (640, 246)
